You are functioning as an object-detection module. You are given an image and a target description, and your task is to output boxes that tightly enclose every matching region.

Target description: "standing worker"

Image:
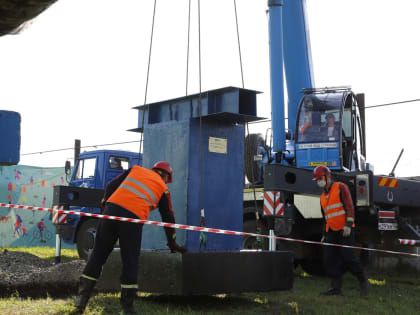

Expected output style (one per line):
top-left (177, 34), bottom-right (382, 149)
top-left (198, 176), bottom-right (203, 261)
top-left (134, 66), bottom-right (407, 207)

top-left (74, 161), bottom-right (187, 314)
top-left (312, 165), bottom-right (369, 297)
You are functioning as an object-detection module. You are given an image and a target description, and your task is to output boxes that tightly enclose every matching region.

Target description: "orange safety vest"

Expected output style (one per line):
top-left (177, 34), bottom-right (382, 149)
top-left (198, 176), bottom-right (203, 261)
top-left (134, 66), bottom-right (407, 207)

top-left (321, 182), bottom-right (354, 232)
top-left (107, 165), bottom-right (168, 219)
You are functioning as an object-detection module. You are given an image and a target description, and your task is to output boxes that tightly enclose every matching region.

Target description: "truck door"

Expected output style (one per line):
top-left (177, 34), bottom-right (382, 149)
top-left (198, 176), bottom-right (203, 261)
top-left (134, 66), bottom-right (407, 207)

top-left (342, 95), bottom-right (366, 171)
top-left (354, 109), bottom-right (366, 170)
top-left (71, 157), bottom-right (97, 188)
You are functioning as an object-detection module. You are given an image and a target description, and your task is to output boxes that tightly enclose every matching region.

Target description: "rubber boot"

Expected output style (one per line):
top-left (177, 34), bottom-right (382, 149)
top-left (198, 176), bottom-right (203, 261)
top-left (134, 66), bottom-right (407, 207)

top-left (74, 276), bottom-right (96, 314)
top-left (320, 277), bottom-right (343, 296)
top-left (120, 288), bottom-right (138, 314)
top-left (358, 270), bottom-right (370, 297)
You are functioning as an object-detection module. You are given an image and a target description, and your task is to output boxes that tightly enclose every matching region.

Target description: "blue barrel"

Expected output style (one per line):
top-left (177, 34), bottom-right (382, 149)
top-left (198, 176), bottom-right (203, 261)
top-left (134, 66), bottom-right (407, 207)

top-left (0, 110), bottom-right (21, 165)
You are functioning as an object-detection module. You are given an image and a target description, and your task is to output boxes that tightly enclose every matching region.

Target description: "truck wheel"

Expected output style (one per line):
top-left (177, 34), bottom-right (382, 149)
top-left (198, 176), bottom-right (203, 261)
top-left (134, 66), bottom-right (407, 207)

top-left (243, 218), bottom-right (268, 250)
top-left (244, 133), bottom-right (265, 184)
top-left (76, 219), bottom-right (98, 261)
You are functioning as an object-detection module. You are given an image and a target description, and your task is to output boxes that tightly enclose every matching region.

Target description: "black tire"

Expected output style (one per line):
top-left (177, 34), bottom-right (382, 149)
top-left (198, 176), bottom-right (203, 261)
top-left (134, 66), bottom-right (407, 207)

top-left (76, 219), bottom-right (98, 261)
top-left (244, 133), bottom-right (265, 184)
top-left (243, 217), bottom-right (269, 250)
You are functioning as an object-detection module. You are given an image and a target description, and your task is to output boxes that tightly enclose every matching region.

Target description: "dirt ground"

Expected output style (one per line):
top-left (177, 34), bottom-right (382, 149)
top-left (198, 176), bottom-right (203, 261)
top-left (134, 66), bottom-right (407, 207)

top-left (0, 249), bottom-right (85, 297)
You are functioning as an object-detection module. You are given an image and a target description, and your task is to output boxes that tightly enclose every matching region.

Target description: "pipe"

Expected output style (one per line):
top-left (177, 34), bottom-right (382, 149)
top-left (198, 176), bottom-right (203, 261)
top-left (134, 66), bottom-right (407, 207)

top-left (267, 0), bottom-right (285, 153)
top-left (282, 0), bottom-right (314, 135)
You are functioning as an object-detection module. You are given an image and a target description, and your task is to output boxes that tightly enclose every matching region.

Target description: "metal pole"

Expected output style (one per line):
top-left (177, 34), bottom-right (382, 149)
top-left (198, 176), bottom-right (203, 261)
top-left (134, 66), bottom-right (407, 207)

top-left (389, 148), bottom-right (404, 177)
top-left (54, 230), bottom-right (61, 264)
top-left (74, 139), bottom-right (81, 163)
top-left (269, 229), bottom-right (276, 251)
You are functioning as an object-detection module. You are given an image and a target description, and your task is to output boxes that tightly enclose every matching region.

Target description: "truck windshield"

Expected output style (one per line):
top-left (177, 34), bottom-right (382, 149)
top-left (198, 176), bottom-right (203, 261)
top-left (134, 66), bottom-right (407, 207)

top-left (297, 94), bottom-right (342, 143)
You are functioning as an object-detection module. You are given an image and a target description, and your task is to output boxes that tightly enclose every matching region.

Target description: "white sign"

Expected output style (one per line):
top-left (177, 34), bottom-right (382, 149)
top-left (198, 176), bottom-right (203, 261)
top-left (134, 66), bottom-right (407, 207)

top-left (209, 137), bottom-right (227, 154)
top-left (298, 142), bottom-right (338, 149)
top-left (378, 222), bottom-right (398, 231)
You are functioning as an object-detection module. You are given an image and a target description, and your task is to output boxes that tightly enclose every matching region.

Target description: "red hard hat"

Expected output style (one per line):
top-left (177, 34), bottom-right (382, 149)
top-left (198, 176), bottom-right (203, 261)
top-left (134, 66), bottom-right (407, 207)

top-left (312, 165), bottom-right (330, 181)
top-left (152, 161), bottom-right (173, 183)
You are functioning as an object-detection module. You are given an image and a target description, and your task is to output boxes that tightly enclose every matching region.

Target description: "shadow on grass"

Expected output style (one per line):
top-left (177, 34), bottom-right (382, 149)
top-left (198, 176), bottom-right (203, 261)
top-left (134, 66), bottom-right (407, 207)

top-left (139, 293), bottom-right (271, 313)
top-left (89, 293), bottom-right (267, 314)
top-left (42, 254), bottom-right (82, 263)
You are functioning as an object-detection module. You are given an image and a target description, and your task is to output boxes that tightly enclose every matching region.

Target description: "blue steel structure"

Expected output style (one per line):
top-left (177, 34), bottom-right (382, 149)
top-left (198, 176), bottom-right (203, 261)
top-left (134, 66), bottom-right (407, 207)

top-left (0, 110), bottom-right (21, 165)
top-left (132, 87), bottom-right (263, 132)
top-left (135, 87), bottom-right (264, 251)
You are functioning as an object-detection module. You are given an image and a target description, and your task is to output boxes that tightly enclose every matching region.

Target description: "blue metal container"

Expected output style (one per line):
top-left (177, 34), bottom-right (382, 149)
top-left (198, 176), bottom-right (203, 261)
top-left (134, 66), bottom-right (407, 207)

top-left (134, 87), bottom-right (263, 250)
top-left (0, 110), bottom-right (21, 165)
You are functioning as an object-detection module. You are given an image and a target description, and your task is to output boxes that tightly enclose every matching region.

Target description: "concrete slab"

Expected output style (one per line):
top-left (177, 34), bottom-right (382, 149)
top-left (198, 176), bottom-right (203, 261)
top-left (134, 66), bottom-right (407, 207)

top-left (97, 249), bottom-right (294, 295)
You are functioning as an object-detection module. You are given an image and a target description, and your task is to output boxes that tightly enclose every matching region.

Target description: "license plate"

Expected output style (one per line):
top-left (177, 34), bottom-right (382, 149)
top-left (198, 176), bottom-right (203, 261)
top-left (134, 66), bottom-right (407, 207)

top-left (378, 222), bottom-right (398, 231)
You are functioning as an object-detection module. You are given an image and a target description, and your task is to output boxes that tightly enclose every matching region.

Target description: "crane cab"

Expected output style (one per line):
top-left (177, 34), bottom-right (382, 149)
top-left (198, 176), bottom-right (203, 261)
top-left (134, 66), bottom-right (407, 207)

top-left (295, 87), bottom-right (366, 171)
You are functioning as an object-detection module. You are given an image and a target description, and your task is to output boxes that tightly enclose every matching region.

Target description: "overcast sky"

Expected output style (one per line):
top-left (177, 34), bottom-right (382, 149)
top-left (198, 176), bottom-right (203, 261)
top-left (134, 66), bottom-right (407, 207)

top-left (1, 0), bottom-right (420, 177)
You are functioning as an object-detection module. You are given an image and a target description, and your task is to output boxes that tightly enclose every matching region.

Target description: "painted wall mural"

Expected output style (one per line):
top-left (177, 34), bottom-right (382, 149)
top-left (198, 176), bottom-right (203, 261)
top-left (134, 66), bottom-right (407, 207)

top-left (0, 165), bottom-right (74, 248)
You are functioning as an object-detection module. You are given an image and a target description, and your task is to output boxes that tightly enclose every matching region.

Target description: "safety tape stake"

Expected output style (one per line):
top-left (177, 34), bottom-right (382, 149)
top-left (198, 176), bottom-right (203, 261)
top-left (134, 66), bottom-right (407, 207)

top-left (2, 202), bottom-right (420, 257)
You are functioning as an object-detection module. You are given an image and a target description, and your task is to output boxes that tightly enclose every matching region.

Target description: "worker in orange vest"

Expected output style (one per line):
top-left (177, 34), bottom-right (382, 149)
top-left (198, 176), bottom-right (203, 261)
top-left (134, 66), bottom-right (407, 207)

top-left (74, 161), bottom-right (187, 314)
top-left (313, 165), bottom-right (369, 297)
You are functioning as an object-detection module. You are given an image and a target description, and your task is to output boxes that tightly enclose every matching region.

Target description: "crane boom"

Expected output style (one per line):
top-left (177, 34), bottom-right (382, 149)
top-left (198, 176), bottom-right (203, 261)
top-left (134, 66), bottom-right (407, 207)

top-left (267, 0), bottom-right (314, 155)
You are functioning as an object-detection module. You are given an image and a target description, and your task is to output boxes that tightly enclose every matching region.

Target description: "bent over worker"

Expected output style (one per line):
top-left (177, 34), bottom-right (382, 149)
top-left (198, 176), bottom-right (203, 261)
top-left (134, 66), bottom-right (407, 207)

top-left (74, 161), bottom-right (187, 314)
top-left (313, 165), bottom-right (369, 297)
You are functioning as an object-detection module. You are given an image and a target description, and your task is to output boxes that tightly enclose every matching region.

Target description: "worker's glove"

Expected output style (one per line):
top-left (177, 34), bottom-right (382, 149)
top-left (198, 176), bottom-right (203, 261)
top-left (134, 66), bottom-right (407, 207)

top-left (320, 236), bottom-right (326, 243)
top-left (164, 227), bottom-right (187, 253)
top-left (167, 241), bottom-right (188, 254)
top-left (342, 226), bottom-right (351, 238)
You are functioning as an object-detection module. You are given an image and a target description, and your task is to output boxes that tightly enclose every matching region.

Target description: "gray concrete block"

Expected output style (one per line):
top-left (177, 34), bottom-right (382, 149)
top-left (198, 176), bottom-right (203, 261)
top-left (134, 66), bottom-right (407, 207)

top-left (97, 249), bottom-right (294, 295)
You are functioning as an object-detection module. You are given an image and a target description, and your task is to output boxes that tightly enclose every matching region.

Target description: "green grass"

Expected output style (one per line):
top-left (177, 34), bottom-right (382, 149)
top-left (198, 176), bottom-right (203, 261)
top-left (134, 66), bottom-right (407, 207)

top-left (0, 246), bottom-right (79, 263)
top-left (1, 247), bottom-right (420, 314)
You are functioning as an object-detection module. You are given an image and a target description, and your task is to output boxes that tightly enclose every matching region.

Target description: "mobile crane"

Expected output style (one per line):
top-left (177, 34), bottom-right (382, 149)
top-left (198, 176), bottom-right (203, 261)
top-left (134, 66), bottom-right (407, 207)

top-left (243, 0), bottom-right (420, 273)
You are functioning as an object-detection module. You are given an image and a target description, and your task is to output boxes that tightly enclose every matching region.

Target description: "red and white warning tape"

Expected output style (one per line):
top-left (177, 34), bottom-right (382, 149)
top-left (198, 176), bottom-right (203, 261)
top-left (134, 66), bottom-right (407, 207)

top-left (399, 239), bottom-right (420, 246)
top-left (2, 202), bottom-right (420, 258)
top-left (52, 205), bottom-right (67, 224)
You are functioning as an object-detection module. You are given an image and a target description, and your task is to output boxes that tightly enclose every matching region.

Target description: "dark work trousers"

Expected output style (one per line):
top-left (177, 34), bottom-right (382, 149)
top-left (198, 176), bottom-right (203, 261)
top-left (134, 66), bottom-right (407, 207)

top-left (323, 228), bottom-right (365, 279)
top-left (82, 202), bottom-right (143, 285)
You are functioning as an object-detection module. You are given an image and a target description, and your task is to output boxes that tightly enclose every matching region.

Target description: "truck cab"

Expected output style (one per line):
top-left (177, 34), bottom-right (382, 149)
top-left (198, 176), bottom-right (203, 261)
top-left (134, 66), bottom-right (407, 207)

top-left (54, 149), bottom-right (141, 259)
top-left (295, 87), bottom-right (366, 172)
top-left (70, 150), bottom-right (139, 189)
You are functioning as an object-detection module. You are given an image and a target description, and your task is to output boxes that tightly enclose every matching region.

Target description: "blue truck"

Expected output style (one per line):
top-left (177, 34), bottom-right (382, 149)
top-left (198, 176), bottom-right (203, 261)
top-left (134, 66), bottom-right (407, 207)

top-left (53, 149), bottom-right (141, 259)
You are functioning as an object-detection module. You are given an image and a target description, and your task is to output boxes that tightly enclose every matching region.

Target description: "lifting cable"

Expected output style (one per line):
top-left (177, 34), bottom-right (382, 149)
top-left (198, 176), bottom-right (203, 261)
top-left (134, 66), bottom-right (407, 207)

top-left (197, 0), bottom-right (207, 248)
top-left (233, 0), bottom-right (245, 88)
top-left (139, 0), bottom-right (158, 160)
top-left (185, 0), bottom-right (191, 96)
top-left (233, 0), bottom-right (263, 244)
